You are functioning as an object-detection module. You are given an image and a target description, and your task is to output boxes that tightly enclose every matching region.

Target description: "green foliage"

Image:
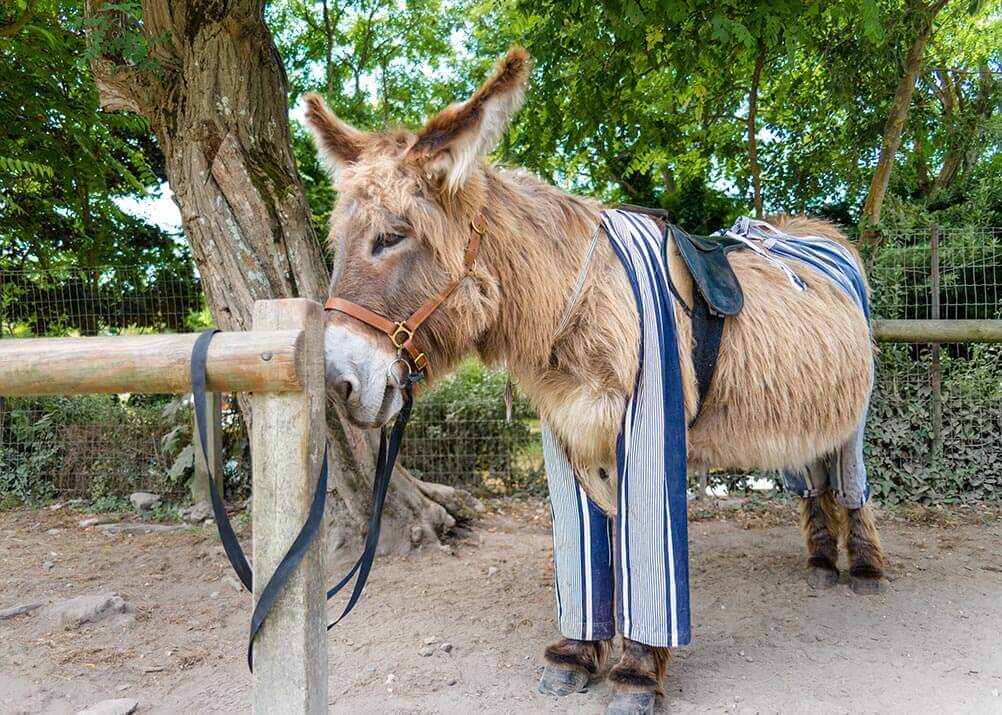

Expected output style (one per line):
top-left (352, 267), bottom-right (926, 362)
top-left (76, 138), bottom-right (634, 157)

top-left (0, 0), bottom-right (186, 275)
top-left (0, 393), bottom-right (190, 503)
top-left (864, 344), bottom-right (1002, 504)
top-left (402, 361), bottom-right (545, 495)
top-left (0, 156), bottom-right (54, 181)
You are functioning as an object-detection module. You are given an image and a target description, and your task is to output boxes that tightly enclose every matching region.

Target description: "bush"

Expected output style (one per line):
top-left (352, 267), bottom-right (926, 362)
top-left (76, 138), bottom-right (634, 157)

top-left (401, 361), bottom-right (545, 495)
top-left (865, 344), bottom-right (1002, 504)
top-left (0, 394), bottom-right (187, 503)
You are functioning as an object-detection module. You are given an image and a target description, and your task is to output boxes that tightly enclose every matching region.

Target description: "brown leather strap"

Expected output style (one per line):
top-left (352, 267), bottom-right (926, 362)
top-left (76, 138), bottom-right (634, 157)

top-left (323, 217), bottom-right (484, 373)
top-left (325, 299), bottom-right (397, 336)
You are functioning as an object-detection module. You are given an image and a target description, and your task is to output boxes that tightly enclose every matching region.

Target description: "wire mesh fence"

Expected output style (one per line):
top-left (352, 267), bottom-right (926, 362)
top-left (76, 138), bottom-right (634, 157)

top-left (869, 227), bottom-right (1002, 321)
top-left (0, 264), bottom-right (215, 502)
top-left (1, 225), bottom-right (1000, 505)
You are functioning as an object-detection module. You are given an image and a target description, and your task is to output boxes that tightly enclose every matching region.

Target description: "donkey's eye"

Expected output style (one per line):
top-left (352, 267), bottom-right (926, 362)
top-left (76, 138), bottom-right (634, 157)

top-left (372, 233), bottom-right (407, 256)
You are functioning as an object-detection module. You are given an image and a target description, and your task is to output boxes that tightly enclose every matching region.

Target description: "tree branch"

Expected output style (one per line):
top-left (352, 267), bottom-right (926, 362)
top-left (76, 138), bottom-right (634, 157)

top-left (747, 42), bottom-right (766, 219)
top-left (0, 0), bottom-right (34, 37)
top-left (83, 0), bottom-right (171, 116)
top-left (860, 0), bottom-right (947, 245)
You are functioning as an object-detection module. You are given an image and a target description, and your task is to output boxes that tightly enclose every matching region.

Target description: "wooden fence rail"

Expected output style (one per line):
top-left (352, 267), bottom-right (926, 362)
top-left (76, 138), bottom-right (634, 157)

top-left (0, 298), bottom-right (328, 714)
top-left (872, 319), bottom-right (1002, 343)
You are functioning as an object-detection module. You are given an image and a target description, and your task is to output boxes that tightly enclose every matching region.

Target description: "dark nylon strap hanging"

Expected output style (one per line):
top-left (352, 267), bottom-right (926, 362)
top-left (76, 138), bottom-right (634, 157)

top-left (190, 329), bottom-right (418, 671)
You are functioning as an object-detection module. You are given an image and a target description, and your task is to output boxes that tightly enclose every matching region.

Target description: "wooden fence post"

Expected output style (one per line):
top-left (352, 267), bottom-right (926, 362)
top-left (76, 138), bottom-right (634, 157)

top-left (251, 299), bottom-right (328, 714)
top-left (929, 224), bottom-right (943, 460)
top-left (190, 390), bottom-right (222, 504)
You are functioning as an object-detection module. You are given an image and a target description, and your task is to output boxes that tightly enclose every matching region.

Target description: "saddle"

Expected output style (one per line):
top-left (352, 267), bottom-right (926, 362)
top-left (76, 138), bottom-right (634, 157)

top-left (617, 205), bottom-right (747, 424)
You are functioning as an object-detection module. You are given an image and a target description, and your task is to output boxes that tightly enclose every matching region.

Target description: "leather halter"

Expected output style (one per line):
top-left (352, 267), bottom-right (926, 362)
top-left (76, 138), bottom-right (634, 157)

top-left (323, 216), bottom-right (484, 373)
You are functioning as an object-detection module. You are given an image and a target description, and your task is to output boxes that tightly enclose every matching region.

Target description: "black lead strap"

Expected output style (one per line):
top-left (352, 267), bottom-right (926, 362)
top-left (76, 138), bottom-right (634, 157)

top-left (189, 329), bottom-right (418, 671)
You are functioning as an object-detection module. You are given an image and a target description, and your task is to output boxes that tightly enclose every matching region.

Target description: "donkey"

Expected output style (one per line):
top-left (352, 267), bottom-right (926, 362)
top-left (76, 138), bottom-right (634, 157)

top-left (305, 47), bottom-right (886, 711)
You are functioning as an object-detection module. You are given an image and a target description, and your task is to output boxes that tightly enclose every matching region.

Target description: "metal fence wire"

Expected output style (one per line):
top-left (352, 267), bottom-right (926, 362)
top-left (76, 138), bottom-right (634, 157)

top-left (1, 225), bottom-right (1000, 504)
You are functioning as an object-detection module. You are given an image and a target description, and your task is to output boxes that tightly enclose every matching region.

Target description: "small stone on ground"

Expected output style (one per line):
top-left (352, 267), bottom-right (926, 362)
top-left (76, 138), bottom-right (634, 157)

top-left (76, 698), bottom-right (139, 715)
top-left (178, 501), bottom-right (212, 523)
top-left (49, 593), bottom-right (127, 628)
top-left (129, 492), bottom-right (161, 512)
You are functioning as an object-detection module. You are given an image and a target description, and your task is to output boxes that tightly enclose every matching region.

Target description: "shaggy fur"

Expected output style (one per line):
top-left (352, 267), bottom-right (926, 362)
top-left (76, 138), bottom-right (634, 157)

top-left (609, 639), bottom-right (672, 696)
top-left (801, 492), bottom-right (846, 586)
top-left (307, 45), bottom-right (889, 702)
top-left (543, 637), bottom-right (613, 676)
top-left (847, 504), bottom-right (886, 579)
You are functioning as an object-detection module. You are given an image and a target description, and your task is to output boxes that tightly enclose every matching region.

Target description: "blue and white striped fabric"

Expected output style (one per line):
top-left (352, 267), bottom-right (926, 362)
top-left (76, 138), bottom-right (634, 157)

top-left (545, 208), bottom-right (691, 648)
top-left (722, 216), bottom-right (870, 319)
top-left (723, 216), bottom-right (873, 510)
top-left (544, 212), bottom-right (876, 650)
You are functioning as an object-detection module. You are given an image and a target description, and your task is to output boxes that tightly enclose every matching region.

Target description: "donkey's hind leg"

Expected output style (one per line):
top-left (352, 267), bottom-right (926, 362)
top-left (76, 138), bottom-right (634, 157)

top-left (799, 490), bottom-right (845, 588)
top-left (846, 502), bottom-right (887, 595)
top-left (540, 637), bottom-right (612, 696)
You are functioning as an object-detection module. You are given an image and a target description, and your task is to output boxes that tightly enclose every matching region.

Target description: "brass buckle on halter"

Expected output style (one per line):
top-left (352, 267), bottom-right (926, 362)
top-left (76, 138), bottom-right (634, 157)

top-left (389, 322), bottom-right (413, 349)
top-left (413, 353), bottom-right (428, 371)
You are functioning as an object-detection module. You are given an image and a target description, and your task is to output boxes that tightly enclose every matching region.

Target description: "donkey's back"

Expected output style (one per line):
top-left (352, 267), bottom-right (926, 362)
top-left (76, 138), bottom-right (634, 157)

top-left (683, 216), bottom-right (873, 474)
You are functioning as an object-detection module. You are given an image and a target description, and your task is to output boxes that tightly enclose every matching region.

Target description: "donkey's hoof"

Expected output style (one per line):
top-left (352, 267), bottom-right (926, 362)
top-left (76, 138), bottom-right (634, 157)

top-left (806, 556), bottom-right (839, 589)
top-left (807, 565), bottom-right (839, 589)
top-left (849, 574), bottom-right (887, 595)
top-left (607, 690), bottom-right (655, 715)
top-left (538, 665), bottom-right (588, 697)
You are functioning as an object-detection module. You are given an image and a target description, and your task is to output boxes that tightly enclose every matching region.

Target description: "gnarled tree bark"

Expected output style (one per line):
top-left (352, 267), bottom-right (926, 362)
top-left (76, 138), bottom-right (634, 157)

top-left (83, 0), bottom-right (477, 558)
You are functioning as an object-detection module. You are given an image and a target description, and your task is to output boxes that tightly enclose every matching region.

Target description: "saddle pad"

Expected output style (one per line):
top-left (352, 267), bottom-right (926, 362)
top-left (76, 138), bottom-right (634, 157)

top-left (723, 216), bottom-right (870, 318)
top-left (669, 225), bottom-right (744, 316)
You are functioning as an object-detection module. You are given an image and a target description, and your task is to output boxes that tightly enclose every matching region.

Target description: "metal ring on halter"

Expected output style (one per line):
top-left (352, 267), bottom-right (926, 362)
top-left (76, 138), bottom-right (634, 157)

top-left (387, 354), bottom-right (411, 389)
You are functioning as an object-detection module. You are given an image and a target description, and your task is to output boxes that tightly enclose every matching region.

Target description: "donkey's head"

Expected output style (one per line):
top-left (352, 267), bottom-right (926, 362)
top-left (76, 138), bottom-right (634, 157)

top-left (305, 48), bottom-right (529, 427)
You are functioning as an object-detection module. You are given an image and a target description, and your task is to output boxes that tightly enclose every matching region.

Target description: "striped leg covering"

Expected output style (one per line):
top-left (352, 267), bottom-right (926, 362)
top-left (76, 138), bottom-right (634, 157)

top-left (545, 208), bottom-right (692, 649)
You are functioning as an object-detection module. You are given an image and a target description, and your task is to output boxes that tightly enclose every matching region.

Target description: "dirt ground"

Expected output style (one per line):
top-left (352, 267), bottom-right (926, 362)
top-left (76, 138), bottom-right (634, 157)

top-left (1, 499), bottom-right (1000, 715)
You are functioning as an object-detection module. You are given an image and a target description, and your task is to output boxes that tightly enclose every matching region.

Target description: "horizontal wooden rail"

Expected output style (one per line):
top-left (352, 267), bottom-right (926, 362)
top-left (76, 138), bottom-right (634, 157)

top-left (0, 329), bottom-right (306, 396)
top-left (873, 319), bottom-right (1002, 343)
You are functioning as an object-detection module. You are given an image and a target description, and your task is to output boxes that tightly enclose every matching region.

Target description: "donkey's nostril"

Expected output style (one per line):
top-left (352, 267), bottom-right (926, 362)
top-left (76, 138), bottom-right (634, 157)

top-left (334, 374), bottom-right (359, 404)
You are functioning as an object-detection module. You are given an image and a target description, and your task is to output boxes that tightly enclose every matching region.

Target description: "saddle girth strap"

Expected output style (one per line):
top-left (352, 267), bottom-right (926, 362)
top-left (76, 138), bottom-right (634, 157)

top-left (689, 290), bottom-right (725, 426)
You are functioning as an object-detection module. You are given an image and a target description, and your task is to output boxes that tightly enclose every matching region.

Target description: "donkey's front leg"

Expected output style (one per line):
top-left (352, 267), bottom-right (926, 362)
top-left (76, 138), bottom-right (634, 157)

top-left (539, 637), bottom-right (612, 696)
top-left (607, 639), bottom-right (671, 714)
top-left (846, 502), bottom-right (887, 595)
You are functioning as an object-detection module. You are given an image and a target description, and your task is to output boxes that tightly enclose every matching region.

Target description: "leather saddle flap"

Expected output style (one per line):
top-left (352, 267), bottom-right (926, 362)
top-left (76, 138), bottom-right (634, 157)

top-left (670, 225), bottom-right (744, 316)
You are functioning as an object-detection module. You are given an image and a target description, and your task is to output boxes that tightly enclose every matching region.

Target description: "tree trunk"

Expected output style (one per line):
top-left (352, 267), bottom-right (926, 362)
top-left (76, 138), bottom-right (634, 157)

top-left (84, 0), bottom-right (475, 557)
top-left (860, 1), bottom-right (948, 246)
top-left (747, 44), bottom-right (765, 219)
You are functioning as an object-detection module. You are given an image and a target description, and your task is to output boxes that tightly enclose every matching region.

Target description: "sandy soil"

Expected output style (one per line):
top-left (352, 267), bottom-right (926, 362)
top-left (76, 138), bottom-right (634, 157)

top-left (1, 499), bottom-right (1000, 714)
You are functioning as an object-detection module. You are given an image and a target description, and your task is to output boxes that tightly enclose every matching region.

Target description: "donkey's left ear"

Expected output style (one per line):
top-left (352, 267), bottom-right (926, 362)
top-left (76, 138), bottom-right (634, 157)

top-left (410, 47), bottom-right (530, 193)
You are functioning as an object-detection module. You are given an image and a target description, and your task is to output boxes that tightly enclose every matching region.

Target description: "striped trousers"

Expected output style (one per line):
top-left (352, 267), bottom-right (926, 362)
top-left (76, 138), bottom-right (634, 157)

top-left (543, 209), bottom-right (693, 649)
top-left (543, 423), bottom-right (691, 647)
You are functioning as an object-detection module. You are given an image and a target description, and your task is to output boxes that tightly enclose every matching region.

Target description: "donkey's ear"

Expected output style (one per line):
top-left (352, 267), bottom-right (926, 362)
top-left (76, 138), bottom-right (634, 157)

top-left (303, 93), bottom-right (367, 178)
top-left (411, 47), bottom-right (530, 193)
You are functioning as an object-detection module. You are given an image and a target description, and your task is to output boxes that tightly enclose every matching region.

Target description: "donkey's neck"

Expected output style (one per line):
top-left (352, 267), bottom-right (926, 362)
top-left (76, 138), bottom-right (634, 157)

top-left (473, 168), bottom-right (604, 374)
